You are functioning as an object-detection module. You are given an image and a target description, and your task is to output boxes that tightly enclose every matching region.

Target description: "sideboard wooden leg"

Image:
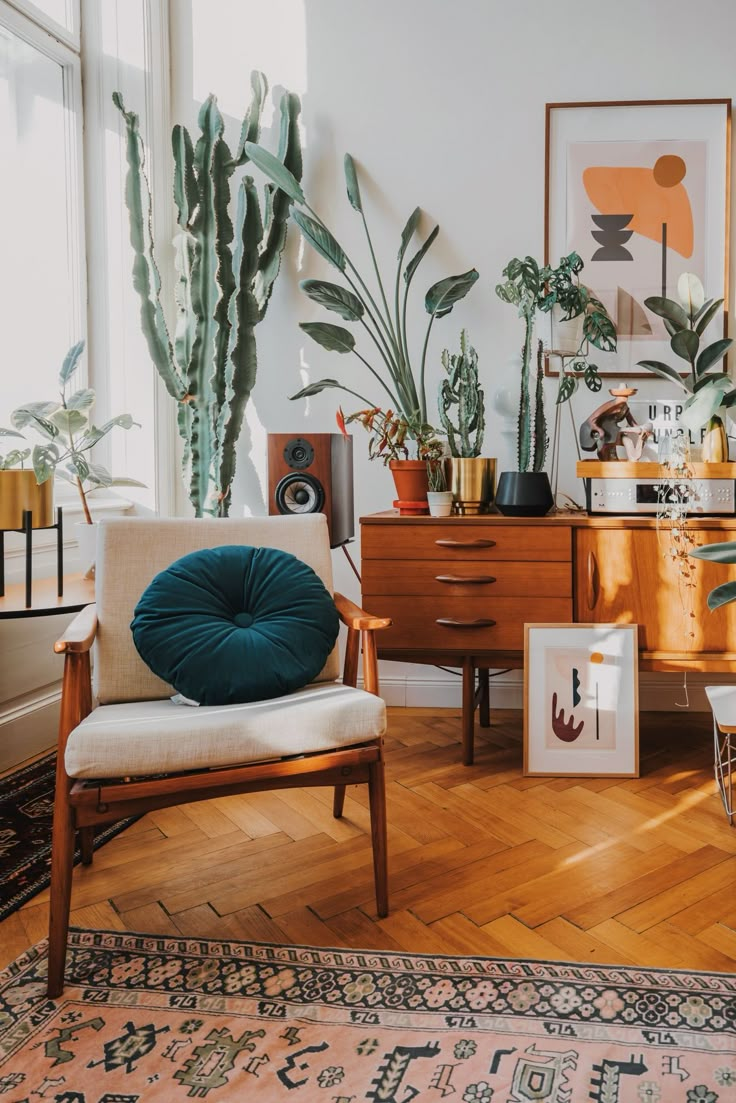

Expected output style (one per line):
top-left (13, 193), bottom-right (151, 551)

top-left (478, 668), bottom-right (490, 728)
top-left (462, 659), bottom-right (475, 766)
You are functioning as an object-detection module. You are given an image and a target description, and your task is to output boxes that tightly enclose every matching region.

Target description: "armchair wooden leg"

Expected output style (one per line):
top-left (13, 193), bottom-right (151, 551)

top-left (333, 785), bottom-right (346, 819)
top-left (47, 785), bottom-right (75, 998)
top-left (368, 757), bottom-right (388, 918)
top-left (78, 827), bottom-right (94, 866)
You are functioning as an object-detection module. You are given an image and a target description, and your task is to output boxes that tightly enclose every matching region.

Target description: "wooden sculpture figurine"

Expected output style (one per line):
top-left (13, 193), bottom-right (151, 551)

top-left (579, 386), bottom-right (651, 461)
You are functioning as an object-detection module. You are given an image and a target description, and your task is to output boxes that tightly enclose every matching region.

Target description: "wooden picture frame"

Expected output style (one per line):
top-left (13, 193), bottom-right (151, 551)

top-left (545, 99), bottom-right (731, 377)
top-left (524, 623), bottom-right (639, 777)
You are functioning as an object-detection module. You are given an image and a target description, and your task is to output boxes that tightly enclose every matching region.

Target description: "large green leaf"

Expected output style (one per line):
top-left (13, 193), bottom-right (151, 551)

top-left (556, 375), bottom-right (577, 404)
top-left (694, 297), bottom-right (724, 335)
top-left (0, 427), bottom-right (24, 439)
top-left (344, 153), bottom-right (362, 212)
top-left (293, 210), bottom-right (346, 271)
top-left (31, 442), bottom-right (59, 483)
top-left (243, 140), bottom-right (304, 204)
top-left (583, 311), bottom-right (616, 352)
top-left (425, 269), bottom-right (479, 318)
top-left (677, 272), bottom-right (705, 317)
top-left (299, 321), bottom-right (356, 353)
top-left (495, 279), bottom-right (520, 306)
top-left (58, 340), bottom-right (85, 386)
top-left (691, 539), bottom-right (736, 563)
top-left (403, 224), bottom-right (439, 286)
top-left (584, 363), bottom-right (602, 392)
top-left (300, 279), bottom-right (364, 321)
top-left (636, 360), bottom-right (691, 392)
top-left (50, 408), bottom-right (87, 437)
top-left (670, 328), bottom-right (699, 363)
top-left (707, 580), bottom-right (736, 610)
top-left (679, 376), bottom-right (733, 429)
top-left (696, 338), bottom-right (732, 376)
top-left (66, 388), bottom-right (95, 412)
top-left (398, 206), bottom-right (421, 262)
top-left (644, 295), bottom-right (689, 331)
top-left (11, 408), bottom-right (60, 438)
top-left (290, 378), bottom-right (366, 400)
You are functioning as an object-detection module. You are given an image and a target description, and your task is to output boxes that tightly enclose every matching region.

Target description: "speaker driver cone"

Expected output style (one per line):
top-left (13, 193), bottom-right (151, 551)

top-left (275, 472), bottom-right (325, 514)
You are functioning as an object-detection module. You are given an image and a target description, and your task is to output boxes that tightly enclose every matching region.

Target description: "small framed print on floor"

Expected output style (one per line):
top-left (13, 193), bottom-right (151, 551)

top-left (524, 623), bottom-right (639, 778)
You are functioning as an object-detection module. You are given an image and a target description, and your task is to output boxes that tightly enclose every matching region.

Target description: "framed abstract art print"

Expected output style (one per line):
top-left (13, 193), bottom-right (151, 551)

top-left (545, 99), bottom-right (731, 376)
top-left (524, 623), bottom-right (639, 777)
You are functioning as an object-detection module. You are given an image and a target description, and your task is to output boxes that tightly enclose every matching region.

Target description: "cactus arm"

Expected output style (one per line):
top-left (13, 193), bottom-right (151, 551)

top-left (533, 338), bottom-right (548, 472)
top-left (172, 124), bottom-right (197, 229)
top-left (217, 177), bottom-right (262, 516)
top-left (211, 136), bottom-right (237, 428)
top-left (113, 92), bottom-right (183, 401)
top-left (231, 70), bottom-right (268, 167)
top-left (255, 91), bottom-right (303, 319)
top-left (173, 231), bottom-right (196, 379)
top-left (518, 311), bottom-right (533, 472)
top-left (186, 95), bottom-right (226, 515)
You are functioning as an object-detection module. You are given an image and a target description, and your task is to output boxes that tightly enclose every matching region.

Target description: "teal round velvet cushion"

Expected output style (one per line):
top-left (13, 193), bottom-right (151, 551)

top-left (131, 545), bottom-right (339, 706)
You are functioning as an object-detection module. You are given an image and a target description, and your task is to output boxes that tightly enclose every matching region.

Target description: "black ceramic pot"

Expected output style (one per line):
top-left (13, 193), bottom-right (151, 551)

top-left (495, 471), bottom-right (553, 517)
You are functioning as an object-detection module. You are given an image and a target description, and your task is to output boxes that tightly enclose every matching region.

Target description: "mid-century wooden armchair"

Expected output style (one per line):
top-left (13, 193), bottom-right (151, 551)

top-left (47, 514), bottom-right (390, 997)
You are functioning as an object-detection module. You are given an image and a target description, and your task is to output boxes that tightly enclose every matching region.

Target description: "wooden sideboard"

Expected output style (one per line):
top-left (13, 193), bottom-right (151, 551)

top-left (360, 511), bottom-right (736, 763)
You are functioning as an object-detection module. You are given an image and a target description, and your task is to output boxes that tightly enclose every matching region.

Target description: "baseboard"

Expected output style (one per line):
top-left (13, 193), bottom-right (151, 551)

top-left (0, 687), bottom-right (60, 772)
top-left (366, 670), bottom-right (733, 712)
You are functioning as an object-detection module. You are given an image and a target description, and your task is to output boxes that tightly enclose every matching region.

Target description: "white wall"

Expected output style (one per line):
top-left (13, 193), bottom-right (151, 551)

top-left (169, 0), bottom-right (736, 707)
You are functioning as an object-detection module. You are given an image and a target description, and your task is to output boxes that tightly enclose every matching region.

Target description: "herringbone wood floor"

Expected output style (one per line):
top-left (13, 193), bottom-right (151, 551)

top-left (2, 707), bottom-right (735, 972)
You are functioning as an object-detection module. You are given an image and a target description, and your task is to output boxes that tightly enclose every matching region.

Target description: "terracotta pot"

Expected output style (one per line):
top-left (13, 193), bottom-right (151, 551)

top-left (0, 470), bottom-right (53, 529)
top-left (389, 460), bottom-right (429, 514)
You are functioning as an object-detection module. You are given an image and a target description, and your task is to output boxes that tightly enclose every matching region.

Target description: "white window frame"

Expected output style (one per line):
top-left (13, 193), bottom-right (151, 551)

top-left (3, 0), bottom-right (79, 52)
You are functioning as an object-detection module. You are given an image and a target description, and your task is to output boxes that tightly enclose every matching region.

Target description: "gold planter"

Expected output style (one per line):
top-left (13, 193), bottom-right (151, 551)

top-left (0, 470), bottom-right (53, 529)
top-left (702, 415), bottom-right (729, 463)
top-left (446, 456), bottom-right (496, 514)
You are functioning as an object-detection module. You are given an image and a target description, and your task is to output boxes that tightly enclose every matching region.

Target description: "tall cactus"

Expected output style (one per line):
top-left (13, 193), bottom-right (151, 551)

top-left (438, 330), bottom-right (485, 457)
top-left (114, 72), bottom-right (302, 516)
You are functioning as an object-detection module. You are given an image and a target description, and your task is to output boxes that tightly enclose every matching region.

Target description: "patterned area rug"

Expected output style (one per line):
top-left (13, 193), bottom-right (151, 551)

top-left (0, 754), bottom-right (135, 920)
top-left (1, 930), bottom-right (734, 1101)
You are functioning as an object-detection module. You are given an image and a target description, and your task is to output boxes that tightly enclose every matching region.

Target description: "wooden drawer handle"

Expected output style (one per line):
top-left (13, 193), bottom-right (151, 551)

top-left (435, 575), bottom-right (496, 585)
top-left (586, 550), bottom-right (599, 611)
top-left (435, 538), bottom-right (496, 549)
top-left (436, 617), bottom-right (496, 628)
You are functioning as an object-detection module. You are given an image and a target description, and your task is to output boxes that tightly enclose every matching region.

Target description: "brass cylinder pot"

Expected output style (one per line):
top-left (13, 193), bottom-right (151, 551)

top-left (446, 456), bottom-right (496, 515)
top-left (0, 470), bottom-right (54, 529)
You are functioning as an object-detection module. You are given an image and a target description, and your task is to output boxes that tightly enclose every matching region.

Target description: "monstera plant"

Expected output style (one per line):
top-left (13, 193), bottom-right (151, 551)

top-left (114, 72), bottom-right (302, 516)
top-left (242, 141), bottom-right (479, 456)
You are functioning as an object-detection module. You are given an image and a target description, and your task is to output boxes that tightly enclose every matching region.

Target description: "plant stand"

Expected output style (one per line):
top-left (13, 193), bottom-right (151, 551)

top-left (0, 507), bottom-right (64, 609)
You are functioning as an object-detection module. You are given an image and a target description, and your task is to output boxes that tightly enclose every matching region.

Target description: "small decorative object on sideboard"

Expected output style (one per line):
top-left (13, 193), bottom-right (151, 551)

top-left (579, 387), bottom-right (651, 461)
top-left (426, 458), bottom-right (453, 517)
top-left (495, 253), bottom-right (616, 516)
top-left (438, 330), bottom-right (495, 514)
top-left (637, 273), bottom-right (734, 457)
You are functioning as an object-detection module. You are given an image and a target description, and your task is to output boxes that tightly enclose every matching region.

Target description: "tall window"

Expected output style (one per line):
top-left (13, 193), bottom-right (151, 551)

top-left (0, 2), bottom-right (85, 422)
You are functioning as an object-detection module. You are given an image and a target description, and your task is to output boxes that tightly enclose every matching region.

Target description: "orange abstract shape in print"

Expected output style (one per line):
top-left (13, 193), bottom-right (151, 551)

top-left (583, 155), bottom-right (693, 258)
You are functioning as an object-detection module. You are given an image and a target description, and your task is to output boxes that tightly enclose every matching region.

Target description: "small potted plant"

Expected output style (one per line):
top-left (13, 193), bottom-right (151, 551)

top-left (340, 407), bottom-right (443, 513)
top-left (637, 272), bottom-right (734, 458)
top-left (438, 330), bottom-right (494, 514)
top-left (495, 253), bottom-right (617, 515)
top-left (0, 439), bottom-right (54, 531)
top-left (8, 341), bottom-right (144, 573)
top-left (426, 456), bottom-right (453, 517)
top-left (244, 142), bottom-right (478, 509)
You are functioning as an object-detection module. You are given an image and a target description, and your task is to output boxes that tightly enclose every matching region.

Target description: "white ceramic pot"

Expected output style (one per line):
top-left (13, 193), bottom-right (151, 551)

top-left (427, 491), bottom-right (454, 517)
top-left (74, 520), bottom-right (98, 579)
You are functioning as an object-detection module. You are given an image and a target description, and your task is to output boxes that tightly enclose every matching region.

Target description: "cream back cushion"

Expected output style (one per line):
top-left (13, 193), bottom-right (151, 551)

top-left (94, 514), bottom-right (340, 704)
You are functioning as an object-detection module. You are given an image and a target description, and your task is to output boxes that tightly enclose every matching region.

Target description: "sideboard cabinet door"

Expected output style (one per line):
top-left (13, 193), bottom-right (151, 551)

top-left (574, 528), bottom-right (736, 653)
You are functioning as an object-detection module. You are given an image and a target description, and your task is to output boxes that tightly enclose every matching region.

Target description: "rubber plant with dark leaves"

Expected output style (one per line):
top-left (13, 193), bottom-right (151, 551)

top-left (637, 273), bottom-right (734, 443)
top-left (495, 253), bottom-right (617, 472)
top-left (243, 141), bottom-right (478, 454)
top-left (114, 72), bottom-right (302, 516)
top-left (690, 540), bottom-right (736, 611)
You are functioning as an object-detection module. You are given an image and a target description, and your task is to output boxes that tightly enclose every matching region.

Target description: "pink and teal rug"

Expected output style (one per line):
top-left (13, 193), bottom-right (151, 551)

top-left (0, 929), bottom-right (734, 1100)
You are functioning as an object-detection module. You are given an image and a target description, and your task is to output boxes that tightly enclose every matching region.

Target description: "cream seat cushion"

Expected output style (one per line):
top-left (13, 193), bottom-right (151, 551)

top-left (64, 683), bottom-right (386, 779)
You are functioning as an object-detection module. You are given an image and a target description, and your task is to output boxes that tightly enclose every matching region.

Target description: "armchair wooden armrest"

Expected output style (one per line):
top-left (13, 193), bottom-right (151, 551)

top-left (54, 604), bottom-right (98, 654)
top-left (334, 592), bottom-right (392, 632)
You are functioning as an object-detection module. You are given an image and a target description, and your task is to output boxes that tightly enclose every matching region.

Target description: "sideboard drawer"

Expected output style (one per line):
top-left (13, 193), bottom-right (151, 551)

top-left (362, 523), bottom-right (572, 562)
top-left (363, 559), bottom-right (572, 598)
top-left (373, 595), bottom-right (573, 650)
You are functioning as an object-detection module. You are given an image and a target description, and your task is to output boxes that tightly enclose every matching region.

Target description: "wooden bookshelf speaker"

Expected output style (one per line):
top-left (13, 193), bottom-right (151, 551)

top-left (267, 433), bottom-right (354, 548)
